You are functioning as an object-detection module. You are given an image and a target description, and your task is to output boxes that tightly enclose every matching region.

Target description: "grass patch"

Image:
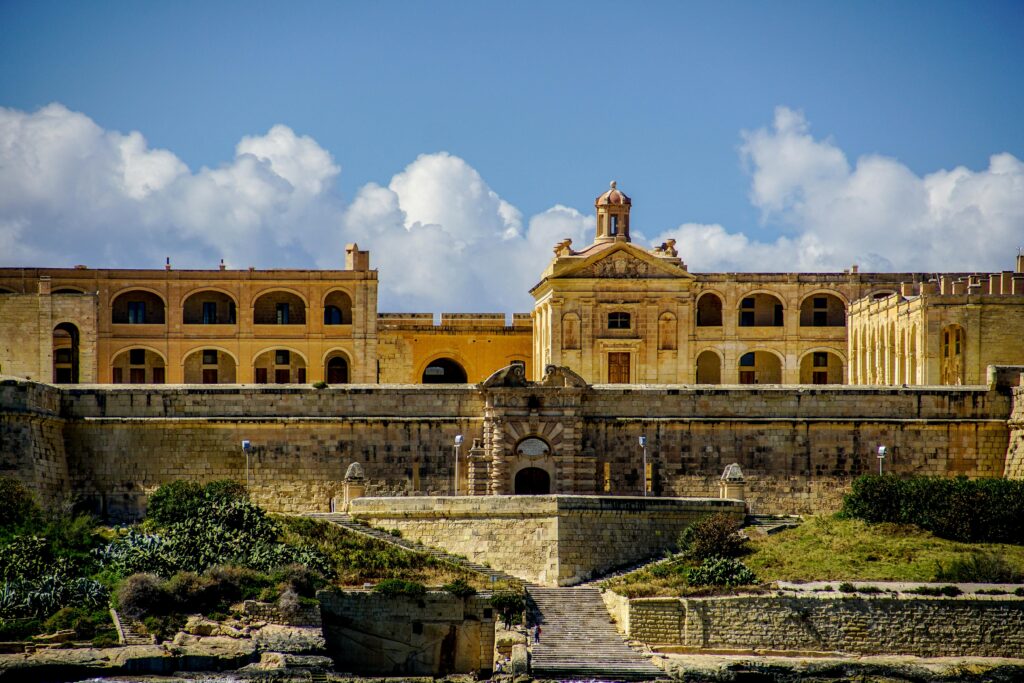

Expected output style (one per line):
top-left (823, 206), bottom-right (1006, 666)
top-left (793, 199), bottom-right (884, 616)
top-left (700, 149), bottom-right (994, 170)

top-left (745, 515), bottom-right (1024, 582)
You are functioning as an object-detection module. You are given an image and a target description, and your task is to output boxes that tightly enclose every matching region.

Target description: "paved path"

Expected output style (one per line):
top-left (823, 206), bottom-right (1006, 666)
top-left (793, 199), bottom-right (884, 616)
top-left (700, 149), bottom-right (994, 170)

top-left (527, 585), bottom-right (664, 681)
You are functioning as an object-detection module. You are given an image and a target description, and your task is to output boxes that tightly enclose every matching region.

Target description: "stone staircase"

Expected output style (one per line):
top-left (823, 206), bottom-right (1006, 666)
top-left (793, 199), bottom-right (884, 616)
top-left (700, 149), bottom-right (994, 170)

top-left (110, 608), bottom-right (154, 646)
top-left (527, 586), bottom-right (664, 681)
top-left (306, 513), bottom-right (522, 587)
top-left (744, 514), bottom-right (803, 535)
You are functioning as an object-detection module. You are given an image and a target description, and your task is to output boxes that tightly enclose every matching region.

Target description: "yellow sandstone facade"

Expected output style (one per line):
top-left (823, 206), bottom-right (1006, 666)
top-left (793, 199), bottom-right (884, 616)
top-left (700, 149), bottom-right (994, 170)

top-left (2, 182), bottom-right (1023, 387)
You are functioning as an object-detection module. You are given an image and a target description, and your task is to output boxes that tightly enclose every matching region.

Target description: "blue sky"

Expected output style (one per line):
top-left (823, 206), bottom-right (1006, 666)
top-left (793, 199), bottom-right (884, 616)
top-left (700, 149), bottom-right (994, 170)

top-left (2, 1), bottom-right (1023, 311)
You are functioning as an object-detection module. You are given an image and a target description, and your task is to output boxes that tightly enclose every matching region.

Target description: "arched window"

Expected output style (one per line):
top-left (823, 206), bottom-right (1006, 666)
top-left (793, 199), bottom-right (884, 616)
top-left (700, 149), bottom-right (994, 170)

top-left (695, 350), bottom-right (721, 384)
top-left (52, 323), bottom-right (80, 383)
top-left (696, 293), bottom-right (723, 327)
top-left (323, 291), bottom-right (353, 325)
top-left (799, 293), bottom-right (846, 327)
top-left (111, 290), bottom-right (165, 324)
top-left (183, 348), bottom-right (237, 384)
top-left (111, 348), bottom-right (166, 384)
top-left (738, 293), bottom-right (784, 327)
top-left (738, 351), bottom-right (782, 384)
top-left (253, 291), bottom-right (306, 325)
top-left (183, 290), bottom-right (237, 325)
top-left (252, 348), bottom-right (307, 384)
top-left (799, 350), bottom-right (845, 384)
top-left (326, 354), bottom-right (349, 384)
top-left (608, 312), bottom-right (631, 330)
top-left (422, 358), bottom-right (468, 384)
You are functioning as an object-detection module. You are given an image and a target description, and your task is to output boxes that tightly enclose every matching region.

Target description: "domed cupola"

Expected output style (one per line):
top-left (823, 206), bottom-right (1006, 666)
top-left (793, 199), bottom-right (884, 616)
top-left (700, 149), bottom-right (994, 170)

top-left (594, 181), bottom-right (631, 243)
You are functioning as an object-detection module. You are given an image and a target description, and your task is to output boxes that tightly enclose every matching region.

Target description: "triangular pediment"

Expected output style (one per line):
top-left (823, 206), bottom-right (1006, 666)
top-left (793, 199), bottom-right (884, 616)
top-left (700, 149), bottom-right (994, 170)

top-left (554, 242), bottom-right (692, 280)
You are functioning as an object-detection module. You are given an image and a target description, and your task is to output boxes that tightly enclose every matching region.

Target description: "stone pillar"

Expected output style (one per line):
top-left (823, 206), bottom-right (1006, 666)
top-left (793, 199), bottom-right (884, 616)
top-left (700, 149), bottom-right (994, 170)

top-left (466, 438), bottom-right (489, 496)
top-left (719, 463), bottom-right (746, 503)
top-left (342, 462), bottom-right (366, 511)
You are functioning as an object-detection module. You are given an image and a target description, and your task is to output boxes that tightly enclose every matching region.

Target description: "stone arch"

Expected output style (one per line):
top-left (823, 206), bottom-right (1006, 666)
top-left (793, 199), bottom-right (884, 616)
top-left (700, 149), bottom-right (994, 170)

top-left (253, 289), bottom-right (307, 325)
top-left (870, 289), bottom-right (896, 300)
top-left (658, 311), bottom-right (677, 350)
top-left (737, 291), bottom-right (785, 327)
top-left (887, 322), bottom-right (897, 385)
top-left (798, 348), bottom-right (846, 384)
top-left (252, 346), bottom-right (308, 384)
top-left (323, 289), bottom-right (353, 325)
top-left (324, 349), bottom-right (352, 384)
top-left (421, 356), bottom-right (468, 384)
top-left (514, 467), bottom-right (551, 495)
top-left (696, 292), bottom-right (723, 327)
top-left (52, 322), bottom-right (80, 383)
top-left (182, 346), bottom-right (238, 384)
top-left (53, 286), bottom-right (86, 294)
top-left (799, 291), bottom-right (847, 327)
top-left (0, 286), bottom-right (17, 294)
top-left (695, 349), bottom-right (722, 384)
top-left (561, 312), bottom-right (581, 350)
top-left (111, 346), bottom-right (167, 384)
top-left (111, 288), bottom-right (166, 324)
top-left (908, 324), bottom-right (919, 384)
top-left (182, 288), bottom-right (237, 324)
top-left (737, 348), bottom-right (783, 384)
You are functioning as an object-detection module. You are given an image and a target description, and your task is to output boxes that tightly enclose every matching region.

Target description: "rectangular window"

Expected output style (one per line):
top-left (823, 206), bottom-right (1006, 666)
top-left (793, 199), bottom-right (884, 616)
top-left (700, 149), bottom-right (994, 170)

top-left (813, 310), bottom-right (828, 326)
top-left (54, 349), bottom-right (72, 363)
top-left (202, 368), bottom-right (218, 384)
top-left (228, 301), bottom-right (237, 324)
top-left (739, 370), bottom-right (756, 384)
top-left (774, 303), bottom-right (784, 326)
top-left (112, 367), bottom-right (123, 384)
top-left (813, 297), bottom-right (827, 309)
top-left (202, 301), bottom-right (217, 324)
top-left (127, 301), bottom-right (145, 324)
top-left (739, 298), bottom-right (755, 327)
top-left (813, 352), bottom-right (828, 368)
top-left (202, 350), bottom-right (218, 365)
top-left (739, 352), bottom-right (755, 367)
top-left (152, 367), bottom-right (165, 383)
top-left (276, 302), bottom-right (290, 324)
top-left (255, 368), bottom-right (268, 384)
top-left (129, 368), bottom-right (146, 383)
top-left (129, 348), bottom-right (146, 365)
top-left (275, 350), bottom-right (290, 365)
top-left (608, 312), bottom-right (631, 329)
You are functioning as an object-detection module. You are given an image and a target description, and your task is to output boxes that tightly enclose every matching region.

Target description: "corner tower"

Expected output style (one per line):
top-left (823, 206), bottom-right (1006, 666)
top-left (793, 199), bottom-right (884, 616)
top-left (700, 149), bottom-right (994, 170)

top-left (595, 181), bottom-right (631, 243)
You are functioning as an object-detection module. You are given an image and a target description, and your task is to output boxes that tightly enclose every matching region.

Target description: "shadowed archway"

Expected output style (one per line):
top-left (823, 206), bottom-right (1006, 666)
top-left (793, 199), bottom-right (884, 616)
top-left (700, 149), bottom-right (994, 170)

top-left (514, 467), bottom-right (551, 495)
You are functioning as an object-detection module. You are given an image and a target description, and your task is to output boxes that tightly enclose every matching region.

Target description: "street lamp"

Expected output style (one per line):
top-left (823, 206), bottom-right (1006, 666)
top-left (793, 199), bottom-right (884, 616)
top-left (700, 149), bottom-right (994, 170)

top-left (454, 435), bottom-right (464, 495)
top-left (638, 435), bottom-right (648, 497)
top-left (877, 445), bottom-right (887, 475)
top-left (241, 440), bottom-right (252, 491)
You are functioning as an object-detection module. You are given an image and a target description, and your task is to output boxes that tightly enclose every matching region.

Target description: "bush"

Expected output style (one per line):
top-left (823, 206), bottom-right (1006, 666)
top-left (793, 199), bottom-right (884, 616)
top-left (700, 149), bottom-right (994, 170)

top-left (205, 565), bottom-right (274, 602)
top-left (116, 573), bottom-right (170, 620)
top-left (0, 478), bottom-right (39, 529)
top-left (0, 617), bottom-right (41, 640)
top-left (442, 578), bottom-right (477, 598)
top-left (909, 585), bottom-right (962, 597)
top-left (686, 557), bottom-right (757, 587)
top-left (165, 571), bottom-right (220, 613)
top-left (933, 552), bottom-right (1023, 583)
top-left (312, 381), bottom-right (328, 390)
top-left (489, 590), bottom-right (526, 628)
top-left (678, 513), bottom-right (746, 561)
top-left (372, 578), bottom-right (426, 597)
top-left (271, 563), bottom-right (325, 598)
top-left (838, 582), bottom-right (857, 593)
top-left (146, 481), bottom-right (204, 527)
top-left (841, 475), bottom-right (1024, 544)
top-left (43, 606), bottom-right (111, 639)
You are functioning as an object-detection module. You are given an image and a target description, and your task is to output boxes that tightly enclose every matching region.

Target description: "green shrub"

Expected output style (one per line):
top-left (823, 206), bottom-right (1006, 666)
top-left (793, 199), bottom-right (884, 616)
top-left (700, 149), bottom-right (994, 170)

top-left (0, 478), bottom-right (39, 530)
top-left (838, 582), bottom-right (857, 593)
top-left (372, 578), bottom-right (426, 597)
top-left (976, 588), bottom-right (1008, 595)
top-left (678, 514), bottom-right (746, 561)
top-left (91, 632), bottom-right (119, 648)
top-left (686, 557), bottom-right (757, 587)
top-left (909, 585), bottom-right (962, 597)
top-left (116, 573), bottom-right (170, 620)
top-left (312, 381), bottom-right (328, 389)
top-left (489, 590), bottom-right (526, 628)
top-left (205, 565), bottom-right (273, 602)
top-left (43, 606), bottom-right (111, 639)
top-left (146, 481), bottom-right (204, 527)
top-left (933, 552), bottom-right (1023, 583)
top-left (165, 571), bottom-right (220, 613)
top-left (442, 578), bottom-right (477, 598)
top-left (271, 563), bottom-right (325, 598)
top-left (0, 617), bottom-right (41, 640)
top-left (841, 475), bottom-right (1024, 544)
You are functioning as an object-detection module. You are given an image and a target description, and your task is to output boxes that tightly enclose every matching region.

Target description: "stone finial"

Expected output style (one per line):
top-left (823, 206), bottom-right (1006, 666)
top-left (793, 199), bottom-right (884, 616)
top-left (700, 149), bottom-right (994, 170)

top-left (344, 461), bottom-right (365, 481)
top-left (721, 463), bottom-right (744, 482)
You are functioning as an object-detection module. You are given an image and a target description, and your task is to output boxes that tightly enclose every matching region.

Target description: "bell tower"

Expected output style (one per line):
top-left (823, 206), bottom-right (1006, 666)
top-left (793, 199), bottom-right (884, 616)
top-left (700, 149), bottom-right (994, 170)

top-left (594, 181), bottom-right (631, 244)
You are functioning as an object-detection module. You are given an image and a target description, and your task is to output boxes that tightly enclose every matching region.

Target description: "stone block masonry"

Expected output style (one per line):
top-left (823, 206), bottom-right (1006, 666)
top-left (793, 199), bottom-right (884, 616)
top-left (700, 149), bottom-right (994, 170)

top-left (350, 495), bottom-right (745, 585)
top-left (623, 594), bottom-right (1024, 658)
top-left (0, 369), bottom-right (1020, 518)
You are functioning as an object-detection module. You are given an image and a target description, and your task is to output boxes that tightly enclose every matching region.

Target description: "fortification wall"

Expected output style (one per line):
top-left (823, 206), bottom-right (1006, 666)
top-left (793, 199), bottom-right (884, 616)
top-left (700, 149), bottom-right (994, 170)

top-left (350, 496), bottom-right (745, 585)
top-left (624, 594), bottom-right (1024, 658)
top-left (1006, 381), bottom-right (1024, 479)
top-left (583, 385), bottom-right (1011, 513)
top-left (0, 379), bottom-right (69, 501)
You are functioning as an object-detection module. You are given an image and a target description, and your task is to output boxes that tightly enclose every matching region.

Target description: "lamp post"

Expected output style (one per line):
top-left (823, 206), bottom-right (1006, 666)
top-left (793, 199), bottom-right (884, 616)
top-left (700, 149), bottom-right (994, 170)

top-left (241, 440), bottom-right (252, 491)
top-left (639, 435), bottom-right (648, 497)
top-left (877, 445), bottom-right (887, 475)
top-left (454, 434), bottom-right (464, 495)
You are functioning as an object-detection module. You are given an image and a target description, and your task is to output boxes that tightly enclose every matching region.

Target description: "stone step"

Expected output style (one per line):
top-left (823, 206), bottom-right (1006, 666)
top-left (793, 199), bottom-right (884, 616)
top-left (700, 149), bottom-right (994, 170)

top-left (526, 585), bottom-right (663, 681)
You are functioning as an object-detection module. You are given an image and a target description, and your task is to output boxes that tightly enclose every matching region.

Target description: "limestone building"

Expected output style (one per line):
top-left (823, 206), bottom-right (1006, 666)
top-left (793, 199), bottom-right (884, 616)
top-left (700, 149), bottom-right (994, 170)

top-left (2, 181), bottom-right (1023, 387)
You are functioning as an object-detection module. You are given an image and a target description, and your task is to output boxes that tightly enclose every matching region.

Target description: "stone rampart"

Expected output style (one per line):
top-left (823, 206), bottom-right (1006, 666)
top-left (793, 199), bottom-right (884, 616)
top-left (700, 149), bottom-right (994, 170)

top-left (624, 594), bottom-right (1024, 657)
top-left (318, 589), bottom-right (495, 676)
top-left (0, 375), bottom-right (1020, 517)
top-left (350, 495), bottom-right (745, 585)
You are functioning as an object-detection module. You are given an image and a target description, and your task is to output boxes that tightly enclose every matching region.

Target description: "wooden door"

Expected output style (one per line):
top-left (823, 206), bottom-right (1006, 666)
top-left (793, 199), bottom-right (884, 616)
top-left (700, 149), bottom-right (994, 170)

top-left (202, 368), bottom-right (218, 384)
top-left (608, 352), bottom-right (630, 384)
top-left (129, 368), bottom-right (146, 383)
